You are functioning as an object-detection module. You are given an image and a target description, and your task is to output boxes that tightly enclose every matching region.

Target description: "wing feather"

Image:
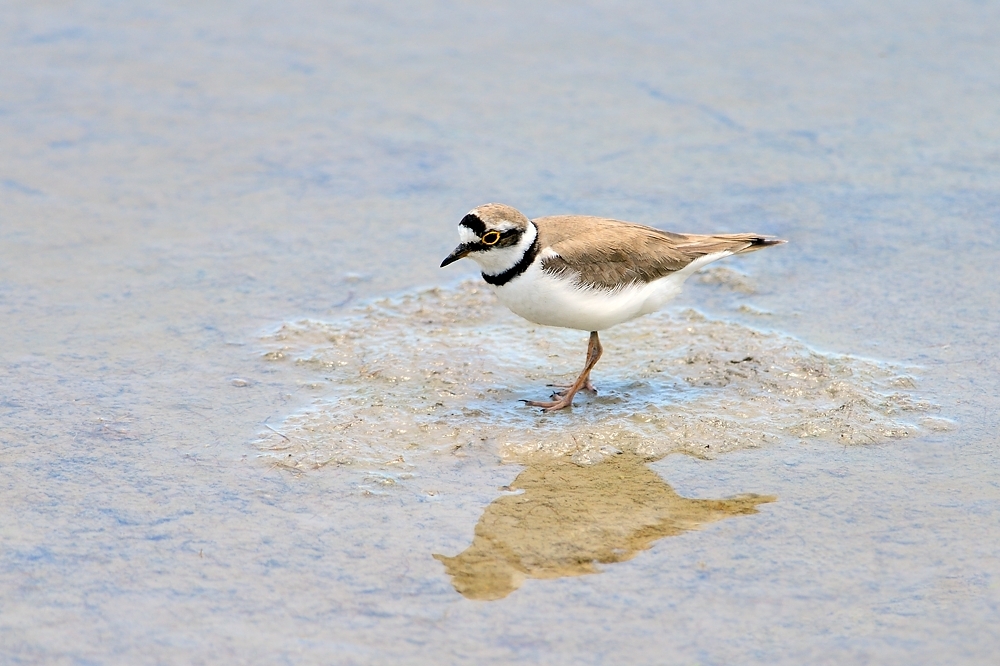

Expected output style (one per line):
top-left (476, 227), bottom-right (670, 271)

top-left (534, 215), bottom-right (780, 290)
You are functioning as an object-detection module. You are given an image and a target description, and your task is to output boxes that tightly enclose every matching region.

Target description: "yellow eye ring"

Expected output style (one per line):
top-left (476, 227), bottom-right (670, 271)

top-left (481, 231), bottom-right (501, 245)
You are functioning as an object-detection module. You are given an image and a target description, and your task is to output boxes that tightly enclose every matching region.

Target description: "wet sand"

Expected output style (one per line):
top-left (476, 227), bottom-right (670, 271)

top-left (2, 1), bottom-right (999, 664)
top-left (257, 281), bottom-right (934, 468)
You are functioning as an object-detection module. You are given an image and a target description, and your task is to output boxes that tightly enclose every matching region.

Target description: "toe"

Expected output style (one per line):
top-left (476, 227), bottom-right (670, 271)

top-left (523, 397), bottom-right (573, 411)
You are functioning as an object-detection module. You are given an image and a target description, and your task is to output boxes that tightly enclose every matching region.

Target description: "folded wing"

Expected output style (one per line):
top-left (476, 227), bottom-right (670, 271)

top-left (535, 215), bottom-right (783, 291)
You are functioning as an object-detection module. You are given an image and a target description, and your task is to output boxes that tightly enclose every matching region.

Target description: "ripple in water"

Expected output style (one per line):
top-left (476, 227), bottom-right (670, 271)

top-left (255, 281), bottom-right (938, 472)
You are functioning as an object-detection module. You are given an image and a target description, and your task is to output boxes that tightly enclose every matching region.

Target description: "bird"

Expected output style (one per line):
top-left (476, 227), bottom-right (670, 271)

top-left (440, 203), bottom-right (786, 412)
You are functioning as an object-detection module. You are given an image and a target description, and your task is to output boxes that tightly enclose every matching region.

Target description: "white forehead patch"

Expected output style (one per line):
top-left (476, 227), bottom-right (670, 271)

top-left (458, 226), bottom-right (479, 244)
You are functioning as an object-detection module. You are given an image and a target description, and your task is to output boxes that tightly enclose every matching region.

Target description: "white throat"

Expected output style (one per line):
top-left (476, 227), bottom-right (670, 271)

top-left (467, 222), bottom-right (537, 276)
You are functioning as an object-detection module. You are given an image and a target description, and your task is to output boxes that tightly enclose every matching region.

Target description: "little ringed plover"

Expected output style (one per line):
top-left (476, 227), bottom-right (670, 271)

top-left (441, 203), bottom-right (786, 411)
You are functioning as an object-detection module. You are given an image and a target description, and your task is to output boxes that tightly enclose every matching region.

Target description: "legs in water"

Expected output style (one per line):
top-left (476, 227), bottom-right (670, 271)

top-left (523, 331), bottom-right (603, 412)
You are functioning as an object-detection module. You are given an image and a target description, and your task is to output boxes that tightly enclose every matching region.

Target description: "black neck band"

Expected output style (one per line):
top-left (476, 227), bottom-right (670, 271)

top-left (482, 224), bottom-right (538, 287)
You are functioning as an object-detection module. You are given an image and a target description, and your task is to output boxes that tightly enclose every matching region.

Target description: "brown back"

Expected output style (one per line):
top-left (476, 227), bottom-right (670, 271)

top-left (534, 215), bottom-right (782, 290)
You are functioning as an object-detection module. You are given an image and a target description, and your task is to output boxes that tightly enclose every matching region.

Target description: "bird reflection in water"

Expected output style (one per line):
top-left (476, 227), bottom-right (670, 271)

top-left (434, 452), bottom-right (775, 600)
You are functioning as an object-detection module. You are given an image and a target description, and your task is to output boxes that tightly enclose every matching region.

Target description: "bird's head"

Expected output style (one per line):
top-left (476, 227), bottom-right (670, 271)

top-left (440, 204), bottom-right (534, 274)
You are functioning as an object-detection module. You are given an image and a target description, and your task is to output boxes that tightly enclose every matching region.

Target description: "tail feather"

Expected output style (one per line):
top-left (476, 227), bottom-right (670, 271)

top-left (706, 233), bottom-right (787, 255)
top-left (736, 236), bottom-right (787, 254)
top-left (678, 233), bottom-right (787, 256)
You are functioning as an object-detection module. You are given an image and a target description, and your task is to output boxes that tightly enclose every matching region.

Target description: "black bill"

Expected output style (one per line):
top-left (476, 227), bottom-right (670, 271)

top-left (440, 243), bottom-right (474, 267)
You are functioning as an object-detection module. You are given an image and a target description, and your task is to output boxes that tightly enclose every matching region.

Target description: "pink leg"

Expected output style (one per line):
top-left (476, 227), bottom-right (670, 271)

top-left (523, 332), bottom-right (603, 412)
top-left (547, 378), bottom-right (597, 395)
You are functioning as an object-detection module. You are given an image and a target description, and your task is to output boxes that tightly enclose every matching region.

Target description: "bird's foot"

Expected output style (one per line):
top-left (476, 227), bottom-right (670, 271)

top-left (521, 395), bottom-right (576, 412)
top-left (546, 379), bottom-right (597, 397)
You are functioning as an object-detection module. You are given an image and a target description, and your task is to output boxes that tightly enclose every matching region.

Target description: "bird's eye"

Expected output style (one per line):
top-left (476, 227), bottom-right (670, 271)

top-left (481, 231), bottom-right (501, 245)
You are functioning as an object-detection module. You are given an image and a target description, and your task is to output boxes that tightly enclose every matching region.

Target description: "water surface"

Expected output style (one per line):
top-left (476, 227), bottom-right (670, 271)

top-left (2, 1), bottom-right (999, 664)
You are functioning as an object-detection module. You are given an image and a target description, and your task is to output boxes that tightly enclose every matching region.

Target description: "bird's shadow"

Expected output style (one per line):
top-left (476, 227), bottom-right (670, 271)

top-left (434, 451), bottom-right (775, 600)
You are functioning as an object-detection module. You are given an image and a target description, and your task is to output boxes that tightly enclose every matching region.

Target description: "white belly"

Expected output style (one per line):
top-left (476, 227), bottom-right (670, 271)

top-left (489, 251), bottom-right (731, 331)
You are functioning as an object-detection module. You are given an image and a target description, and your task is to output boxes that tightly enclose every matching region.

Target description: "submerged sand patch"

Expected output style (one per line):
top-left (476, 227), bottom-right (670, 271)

top-left (256, 282), bottom-right (936, 471)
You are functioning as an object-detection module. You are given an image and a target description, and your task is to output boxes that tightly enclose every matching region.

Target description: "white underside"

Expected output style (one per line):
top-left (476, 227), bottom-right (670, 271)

top-left (489, 251), bottom-right (732, 331)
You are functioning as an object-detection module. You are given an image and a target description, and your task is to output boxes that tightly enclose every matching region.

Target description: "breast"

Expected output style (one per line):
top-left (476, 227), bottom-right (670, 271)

top-left (489, 261), bottom-right (692, 331)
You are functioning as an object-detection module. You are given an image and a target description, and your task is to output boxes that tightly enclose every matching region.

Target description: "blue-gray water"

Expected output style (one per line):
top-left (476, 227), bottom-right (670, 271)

top-left (2, 1), bottom-right (999, 663)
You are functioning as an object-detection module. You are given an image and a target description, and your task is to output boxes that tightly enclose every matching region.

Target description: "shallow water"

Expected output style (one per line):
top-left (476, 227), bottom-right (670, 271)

top-left (3, 0), bottom-right (1000, 664)
top-left (257, 280), bottom-right (936, 471)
